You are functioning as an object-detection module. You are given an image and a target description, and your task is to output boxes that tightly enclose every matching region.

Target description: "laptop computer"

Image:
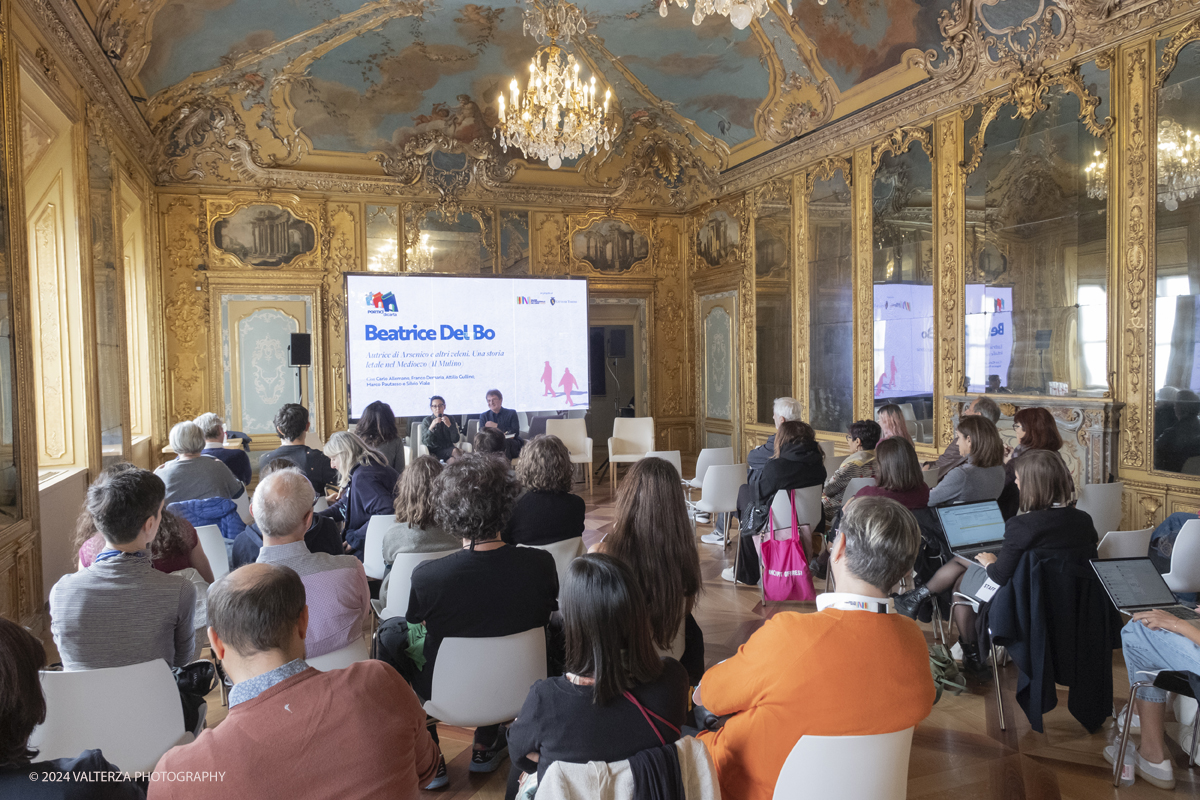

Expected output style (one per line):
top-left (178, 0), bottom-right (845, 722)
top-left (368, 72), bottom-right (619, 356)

top-left (1091, 557), bottom-right (1200, 620)
top-left (934, 500), bottom-right (1007, 562)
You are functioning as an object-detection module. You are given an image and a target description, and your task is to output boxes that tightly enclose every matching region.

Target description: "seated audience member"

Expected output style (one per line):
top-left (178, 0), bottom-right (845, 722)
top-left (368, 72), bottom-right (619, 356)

top-left (473, 426), bottom-right (508, 458)
top-left (375, 454), bottom-right (558, 773)
top-left (0, 618), bottom-right (145, 799)
top-left (927, 415), bottom-right (1005, 507)
top-left (506, 555), bottom-right (688, 799)
top-left (50, 467), bottom-right (196, 672)
top-left (422, 396), bottom-right (462, 462)
top-left (725, 421), bottom-right (825, 585)
top-left (1154, 386), bottom-right (1180, 441)
top-left (1105, 609), bottom-right (1200, 789)
top-left (315, 431), bottom-right (400, 559)
top-left (1149, 505), bottom-right (1199, 584)
top-left (194, 412), bottom-right (252, 485)
top-left (696, 497), bottom-right (934, 800)
top-left (925, 396), bottom-right (1001, 478)
top-left (709, 396), bottom-right (801, 532)
top-left (155, 421), bottom-right (244, 506)
top-left (379, 456), bottom-right (460, 598)
top-left (231, 458), bottom-right (343, 570)
top-left (355, 400), bottom-right (406, 473)
top-left (1154, 389), bottom-right (1200, 473)
top-left (853, 437), bottom-right (930, 511)
top-left (821, 419), bottom-right (881, 528)
top-left (894, 451), bottom-right (1098, 678)
top-left (504, 435), bottom-right (586, 546)
top-left (258, 403), bottom-right (339, 494)
top-left (595, 458), bottom-right (705, 685)
top-left (76, 465), bottom-right (214, 582)
top-left (877, 403), bottom-right (914, 444)
top-left (998, 407), bottom-right (1063, 519)
top-left (480, 389), bottom-right (524, 460)
top-left (150, 563), bottom-right (441, 799)
top-left (253, 468), bottom-right (369, 659)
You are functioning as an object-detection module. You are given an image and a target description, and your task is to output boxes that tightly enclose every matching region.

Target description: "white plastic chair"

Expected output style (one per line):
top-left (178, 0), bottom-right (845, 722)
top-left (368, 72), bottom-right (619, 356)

top-left (518, 411), bottom-right (531, 436)
top-left (307, 635), bottom-right (370, 671)
top-left (792, 484), bottom-right (824, 530)
top-left (313, 495), bottom-right (329, 512)
top-left (423, 628), bottom-right (548, 727)
top-left (1097, 527), bottom-right (1154, 560)
top-left (234, 492), bottom-right (251, 524)
top-left (196, 524), bottom-right (230, 582)
top-left (376, 549), bottom-right (458, 620)
top-left (607, 417), bottom-right (655, 491)
top-left (546, 418), bottom-right (594, 491)
top-left (645, 450), bottom-right (682, 479)
top-left (899, 403), bottom-right (917, 422)
top-left (362, 515), bottom-right (396, 580)
top-left (772, 727), bottom-right (914, 800)
top-left (1164, 519), bottom-right (1200, 594)
top-left (922, 469), bottom-right (939, 488)
top-left (822, 450), bottom-right (847, 479)
top-left (31, 661), bottom-right (196, 774)
top-left (683, 447), bottom-right (734, 503)
top-left (465, 418), bottom-right (480, 447)
top-left (519, 537), bottom-right (585, 591)
top-left (842, 476), bottom-right (878, 501)
top-left (692, 463), bottom-right (748, 547)
top-left (1077, 482), bottom-right (1125, 544)
top-left (304, 430), bottom-right (324, 451)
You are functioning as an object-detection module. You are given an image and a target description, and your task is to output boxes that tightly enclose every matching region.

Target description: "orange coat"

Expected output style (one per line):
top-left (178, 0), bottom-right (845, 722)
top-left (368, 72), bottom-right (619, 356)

top-left (698, 609), bottom-right (934, 800)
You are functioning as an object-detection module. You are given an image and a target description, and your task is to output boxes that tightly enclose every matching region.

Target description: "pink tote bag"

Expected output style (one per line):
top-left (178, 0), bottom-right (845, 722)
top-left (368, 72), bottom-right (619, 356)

top-left (759, 490), bottom-right (818, 602)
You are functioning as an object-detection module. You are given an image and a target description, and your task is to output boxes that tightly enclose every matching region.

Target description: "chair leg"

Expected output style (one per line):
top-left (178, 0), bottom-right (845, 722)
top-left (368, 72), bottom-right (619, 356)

top-left (1115, 685), bottom-right (1149, 786)
top-left (1190, 697), bottom-right (1200, 768)
top-left (991, 642), bottom-right (1005, 732)
top-left (722, 513), bottom-right (730, 550)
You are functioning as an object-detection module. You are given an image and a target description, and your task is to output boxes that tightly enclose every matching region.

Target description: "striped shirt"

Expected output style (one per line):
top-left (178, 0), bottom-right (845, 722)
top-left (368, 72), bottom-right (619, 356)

top-left (50, 551), bottom-right (197, 671)
top-left (256, 541), bottom-right (370, 659)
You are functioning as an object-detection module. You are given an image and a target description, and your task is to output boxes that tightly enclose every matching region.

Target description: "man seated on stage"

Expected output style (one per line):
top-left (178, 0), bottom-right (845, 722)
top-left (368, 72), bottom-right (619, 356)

top-left (479, 389), bottom-right (523, 460)
top-left (259, 403), bottom-right (339, 495)
top-left (422, 396), bottom-right (462, 462)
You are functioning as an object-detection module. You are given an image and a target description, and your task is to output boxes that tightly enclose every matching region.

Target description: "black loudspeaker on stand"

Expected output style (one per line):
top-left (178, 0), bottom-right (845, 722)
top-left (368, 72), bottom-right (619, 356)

top-left (288, 333), bottom-right (311, 404)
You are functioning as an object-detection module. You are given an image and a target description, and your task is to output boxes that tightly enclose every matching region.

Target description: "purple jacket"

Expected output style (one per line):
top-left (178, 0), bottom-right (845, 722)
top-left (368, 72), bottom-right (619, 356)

top-left (316, 462), bottom-right (400, 559)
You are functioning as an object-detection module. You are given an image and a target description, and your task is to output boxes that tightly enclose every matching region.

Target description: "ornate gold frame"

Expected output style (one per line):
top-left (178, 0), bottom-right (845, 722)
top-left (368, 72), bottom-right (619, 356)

top-left (694, 199), bottom-right (746, 272)
top-left (403, 202), bottom-right (496, 274)
top-left (567, 209), bottom-right (655, 277)
top-left (205, 191), bottom-right (324, 271)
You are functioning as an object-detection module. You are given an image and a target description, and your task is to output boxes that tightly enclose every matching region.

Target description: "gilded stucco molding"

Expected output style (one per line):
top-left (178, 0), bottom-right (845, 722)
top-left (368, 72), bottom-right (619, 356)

top-left (851, 148), bottom-right (874, 423)
top-left (871, 126), bottom-right (933, 173)
top-left (792, 171), bottom-right (809, 419)
top-left (804, 156), bottom-right (852, 197)
top-left (1156, 17), bottom-right (1200, 88)
top-left (934, 113), bottom-right (965, 449)
top-left (321, 202), bottom-right (356, 433)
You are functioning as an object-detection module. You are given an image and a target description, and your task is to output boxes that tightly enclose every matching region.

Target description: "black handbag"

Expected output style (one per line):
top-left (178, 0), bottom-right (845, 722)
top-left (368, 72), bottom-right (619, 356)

top-left (173, 659), bottom-right (217, 697)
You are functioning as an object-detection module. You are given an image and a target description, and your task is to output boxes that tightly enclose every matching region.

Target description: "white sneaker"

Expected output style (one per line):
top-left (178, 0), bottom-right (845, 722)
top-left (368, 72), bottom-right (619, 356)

top-left (700, 532), bottom-right (725, 545)
top-left (721, 567), bottom-right (737, 583)
top-left (1115, 703), bottom-right (1141, 734)
top-left (1104, 744), bottom-right (1176, 790)
top-left (693, 512), bottom-right (710, 523)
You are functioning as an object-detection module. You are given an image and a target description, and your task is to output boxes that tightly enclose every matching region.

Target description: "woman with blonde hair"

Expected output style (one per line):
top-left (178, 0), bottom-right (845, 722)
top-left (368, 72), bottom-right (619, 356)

top-left (316, 430), bottom-right (400, 559)
top-left (379, 455), bottom-right (459, 598)
top-left (877, 404), bottom-right (914, 444)
top-left (505, 435), bottom-right (585, 546)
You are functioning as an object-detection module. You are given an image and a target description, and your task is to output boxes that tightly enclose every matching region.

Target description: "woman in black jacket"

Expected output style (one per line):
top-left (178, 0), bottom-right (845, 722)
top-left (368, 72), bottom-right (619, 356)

top-left (726, 420), bottom-right (826, 585)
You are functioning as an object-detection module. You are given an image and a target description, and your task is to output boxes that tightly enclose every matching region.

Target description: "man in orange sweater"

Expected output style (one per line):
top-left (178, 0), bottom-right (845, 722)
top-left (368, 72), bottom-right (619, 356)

top-left (150, 563), bottom-right (441, 799)
top-left (696, 497), bottom-right (935, 800)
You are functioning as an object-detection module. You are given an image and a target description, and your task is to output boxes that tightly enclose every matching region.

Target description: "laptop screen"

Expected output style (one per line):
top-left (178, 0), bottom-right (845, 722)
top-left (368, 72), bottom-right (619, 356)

top-left (935, 501), bottom-right (1006, 549)
top-left (1092, 558), bottom-right (1178, 608)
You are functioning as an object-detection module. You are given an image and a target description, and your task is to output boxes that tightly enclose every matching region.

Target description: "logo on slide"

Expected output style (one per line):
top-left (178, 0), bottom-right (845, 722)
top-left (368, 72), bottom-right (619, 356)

top-left (517, 296), bottom-right (547, 305)
top-left (365, 291), bottom-right (398, 312)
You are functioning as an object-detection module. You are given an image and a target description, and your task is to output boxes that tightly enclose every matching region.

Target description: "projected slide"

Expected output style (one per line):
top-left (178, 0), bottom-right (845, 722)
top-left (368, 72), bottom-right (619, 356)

top-left (873, 284), bottom-right (934, 399)
top-left (964, 284), bottom-right (1013, 392)
top-left (345, 274), bottom-right (589, 418)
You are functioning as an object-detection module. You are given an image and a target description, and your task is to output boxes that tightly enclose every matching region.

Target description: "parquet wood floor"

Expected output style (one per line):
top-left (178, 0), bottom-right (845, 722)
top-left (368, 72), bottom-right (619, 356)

top-left (184, 477), bottom-right (1200, 797)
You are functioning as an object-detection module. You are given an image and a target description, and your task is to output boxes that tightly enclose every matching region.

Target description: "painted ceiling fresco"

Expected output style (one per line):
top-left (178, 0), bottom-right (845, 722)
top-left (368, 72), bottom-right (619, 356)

top-left (90, 0), bottom-right (954, 172)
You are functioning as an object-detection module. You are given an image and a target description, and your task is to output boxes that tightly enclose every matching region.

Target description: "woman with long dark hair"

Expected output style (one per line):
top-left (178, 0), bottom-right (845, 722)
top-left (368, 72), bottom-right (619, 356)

top-left (997, 407), bottom-right (1063, 519)
top-left (853, 437), bottom-right (929, 510)
top-left (926, 415), bottom-right (1006, 507)
top-left (355, 400), bottom-right (405, 473)
top-left (506, 554), bottom-right (688, 798)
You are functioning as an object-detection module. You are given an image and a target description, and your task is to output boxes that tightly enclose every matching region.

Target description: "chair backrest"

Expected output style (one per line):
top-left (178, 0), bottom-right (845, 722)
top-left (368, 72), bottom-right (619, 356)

top-left (517, 411), bottom-right (530, 435)
top-left (313, 495), bottom-right (330, 512)
top-left (1165, 519), bottom-right (1200, 593)
top-left (922, 469), bottom-right (939, 488)
top-left (195, 524), bottom-right (230, 582)
top-left (234, 491), bottom-right (252, 524)
top-left (306, 636), bottom-right (370, 671)
top-left (898, 403), bottom-right (917, 422)
top-left (304, 430), bottom-right (324, 451)
top-left (789, 484), bottom-right (824, 531)
top-left (1097, 527), bottom-right (1155, 560)
top-left (528, 416), bottom-right (550, 439)
top-left (768, 490), bottom-right (800, 542)
top-left (700, 464), bottom-right (748, 511)
top-left (1076, 482), bottom-right (1125, 543)
top-left (466, 417), bottom-right (480, 443)
top-left (842, 476), bottom-right (878, 500)
top-left (904, 419), bottom-right (919, 439)
top-left (363, 515), bottom-right (396, 580)
top-left (645, 450), bottom-right (682, 478)
top-left (611, 417), bottom-right (655, 455)
top-left (382, 549), bottom-right (459, 619)
top-left (545, 418), bottom-right (589, 456)
top-left (773, 727), bottom-right (914, 800)
top-left (424, 628), bottom-right (548, 727)
top-left (408, 421), bottom-right (422, 463)
top-left (689, 447), bottom-right (734, 485)
top-left (31, 661), bottom-right (192, 774)
top-left (823, 451), bottom-right (847, 478)
top-left (519, 537), bottom-right (585, 590)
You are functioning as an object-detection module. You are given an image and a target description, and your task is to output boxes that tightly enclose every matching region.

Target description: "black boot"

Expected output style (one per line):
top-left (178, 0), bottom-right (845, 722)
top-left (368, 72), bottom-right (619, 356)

top-left (960, 642), bottom-right (993, 680)
top-left (891, 585), bottom-right (931, 619)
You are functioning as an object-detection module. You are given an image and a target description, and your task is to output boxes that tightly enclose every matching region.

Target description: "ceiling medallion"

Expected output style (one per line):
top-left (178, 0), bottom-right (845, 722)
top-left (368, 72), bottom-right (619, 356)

top-left (496, 0), bottom-right (614, 170)
top-left (1087, 119), bottom-right (1200, 210)
top-left (658, 0), bottom-right (799, 30)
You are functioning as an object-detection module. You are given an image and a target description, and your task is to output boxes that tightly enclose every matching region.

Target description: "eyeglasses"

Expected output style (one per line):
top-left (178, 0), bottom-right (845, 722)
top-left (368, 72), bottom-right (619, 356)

top-left (430, 403), bottom-right (445, 410)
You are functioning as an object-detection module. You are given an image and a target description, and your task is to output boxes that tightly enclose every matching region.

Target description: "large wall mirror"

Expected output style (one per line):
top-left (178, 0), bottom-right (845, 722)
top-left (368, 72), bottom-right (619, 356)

top-left (872, 132), bottom-right (934, 441)
top-left (0, 59), bottom-right (18, 523)
top-left (963, 64), bottom-right (1110, 397)
top-left (1153, 38), bottom-right (1200, 475)
top-left (753, 181), bottom-right (792, 424)
top-left (808, 163), bottom-right (854, 434)
top-left (87, 125), bottom-right (126, 465)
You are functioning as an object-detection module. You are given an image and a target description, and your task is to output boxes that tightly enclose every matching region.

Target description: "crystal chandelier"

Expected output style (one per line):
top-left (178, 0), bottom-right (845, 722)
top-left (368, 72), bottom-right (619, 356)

top-left (658, 0), bottom-right (799, 30)
top-left (1085, 118), bottom-right (1200, 210)
top-left (496, 1), bottom-right (614, 170)
top-left (405, 233), bottom-right (434, 272)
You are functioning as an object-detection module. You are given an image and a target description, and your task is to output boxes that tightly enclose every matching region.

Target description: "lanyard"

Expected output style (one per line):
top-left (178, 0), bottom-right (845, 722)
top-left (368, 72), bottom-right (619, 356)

top-left (816, 592), bottom-right (891, 614)
top-left (93, 549), bottom-right (143, 563)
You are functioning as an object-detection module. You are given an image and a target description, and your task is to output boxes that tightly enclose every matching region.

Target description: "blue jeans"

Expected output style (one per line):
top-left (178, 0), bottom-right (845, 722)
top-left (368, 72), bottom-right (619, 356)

top-left (1121, 618), bottom-right (1200, 703)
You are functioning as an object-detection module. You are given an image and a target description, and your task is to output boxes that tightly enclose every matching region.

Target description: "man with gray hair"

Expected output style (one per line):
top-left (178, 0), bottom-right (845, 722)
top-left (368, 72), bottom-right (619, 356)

top-left (253, 468), bottom-right (369, 659)
top-left (925, 396), bottom-right (1002, 480)
top-left (154, 420), bottom-right (245, 506)
top-left (195, 411), bottom-right (252, 484)
top-left (694, 497), bottom-right (935, 798)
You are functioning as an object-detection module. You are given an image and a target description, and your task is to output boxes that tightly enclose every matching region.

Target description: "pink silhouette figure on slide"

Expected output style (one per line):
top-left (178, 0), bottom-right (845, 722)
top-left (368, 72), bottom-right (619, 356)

top-left (558, 368), bottom-right (579, 406)
top-left (875, 356), bottom-right (899, 397)
top-left (541, 361), bottom-right (555, 396)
